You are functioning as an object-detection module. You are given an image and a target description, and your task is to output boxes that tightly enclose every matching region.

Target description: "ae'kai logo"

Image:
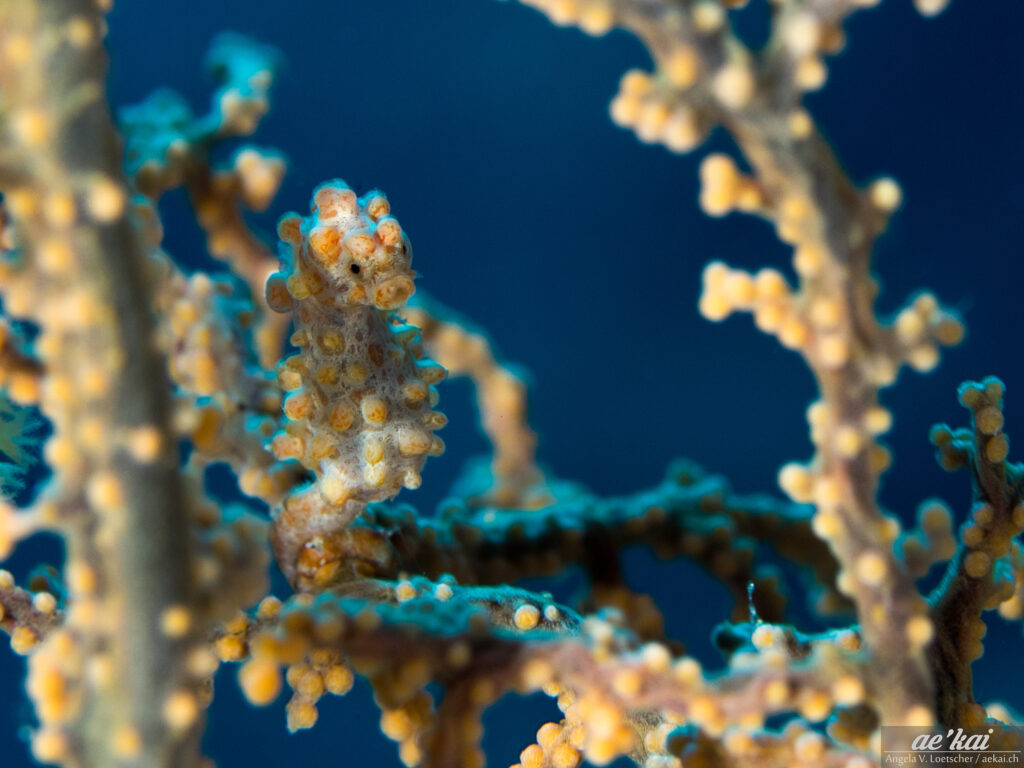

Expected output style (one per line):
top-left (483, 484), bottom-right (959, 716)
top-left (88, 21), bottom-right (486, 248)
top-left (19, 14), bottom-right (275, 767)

top-left (882, 725), bottom-right (1023, 765)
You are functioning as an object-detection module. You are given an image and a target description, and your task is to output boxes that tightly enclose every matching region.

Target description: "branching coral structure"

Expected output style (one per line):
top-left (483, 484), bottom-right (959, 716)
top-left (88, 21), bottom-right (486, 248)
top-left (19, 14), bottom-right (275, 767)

top-left (0, 1), bottom-right (1021, 768)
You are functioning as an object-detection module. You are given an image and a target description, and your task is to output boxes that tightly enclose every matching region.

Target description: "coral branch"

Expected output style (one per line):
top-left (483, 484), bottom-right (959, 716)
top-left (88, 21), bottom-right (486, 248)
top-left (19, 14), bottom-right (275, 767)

top-left (928, 378), bottom-right (1024, 727)
top-left (508, 0), bottom-right (966, 725)
top-left (120, 34), bottom-right (288, 368)
top-left (0, 1), bottom-right (205, 763)
top-left (358, 461), bottom-right (843, 625)
top-left (406, 296), bottom-right (550, 510)
top-left (0, 571), bottom-right (62, 654)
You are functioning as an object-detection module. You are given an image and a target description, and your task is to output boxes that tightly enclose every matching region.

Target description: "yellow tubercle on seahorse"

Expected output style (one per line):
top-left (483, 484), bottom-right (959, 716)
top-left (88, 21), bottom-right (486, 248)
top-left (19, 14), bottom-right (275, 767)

top-left (266, 180), bottom-right (446, 589)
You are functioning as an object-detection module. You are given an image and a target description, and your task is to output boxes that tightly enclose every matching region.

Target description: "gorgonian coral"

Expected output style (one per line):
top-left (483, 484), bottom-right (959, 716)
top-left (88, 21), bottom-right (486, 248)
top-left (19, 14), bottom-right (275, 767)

top-left (0, 1), bottom-right (1021, 768)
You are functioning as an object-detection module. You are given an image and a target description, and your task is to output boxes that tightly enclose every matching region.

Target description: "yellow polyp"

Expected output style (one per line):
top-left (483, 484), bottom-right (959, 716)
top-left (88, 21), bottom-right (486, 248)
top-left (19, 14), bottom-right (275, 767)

top-left (286, 700), bottom-right (319, 732)
top-left (214, 635), bottom-right (246, 663)
top-left (328, 403), bottom-right (355, 431)
top-left (836, 425), bottom-right (864, 457)
top-left (266, 275), bottom-right (293, 312)
top-left (934, 316), bottom-right (965, 346)
top-left (363, 463), bottom-right (387, 488)
top-left (964, 551), bottom-right (992, 579)
top-left (699, 155), bottom-right (740, 217)
top-left (13, 108), bottom-right (51, 148)
top-left (363, 438), bottom-right (385, 465)
top-left (799, 690), bottom-right (833, 722)
top-left (38, 238), bottom-right (74, 273)
top-left (163, 690), bottom-right (199, 731)
top-left (315, 364), bottom-right (338, 385)
top-left (434, 583), bottom-right (453, 601)
top-left (578, 4), bottom-right (614, 35)
top-left (296, 670), bottom-right (325, 700)
top-left (365, 195), bottom-right (390, 220)
top-left (277, 368), bottom-right (303, 391)
top-left (514, 604), bottom-right (541, 630)
top-left (698, 292), bottom-right (732, 322)
top-left (284, 392), bottom-right (313, 421)
top-left (692, 1), bottom-right (725, 32)
top-left (711, 63), bottom-right (755, 109)
top-left (611, 668), bottom-right (642, 697)
top-left (11, 626), bottom-right (38, 655)
top-left (286, 273), bottom-right (312, 300)
top-left (309, 226), bottom-right (341, 265)
top-left (663, 46), bottom-right (699, 89)
top-left (724, 730), bottom-right (755, 756)
top-left (863, 406), bottom-right (892, 435)
top-left (778, 319), bottom-right (809, 350)
top-left (905, 705), bottom-right (938, 729)
top-left (750, 624), bottom-right (782, 650)
top-left (906, 615), bottom-right (935, 648)
top-left (754, 268), bottom-right (789, 301)
top-left (319, 475), bottom-right (349, 505)
top-left (402, 469), bottom-right (421, 489)
top-left (375, 276), bottom-right (414, 310)
top-left (160, 605), bottom-right (192, 638)
top-left (344, 361), bottom-right (367, 384)
top-left (65, 561), bottom-right (97, 595)
top-left (795, 57), bottom-right (827, 91)
top-left (44, 191), bottom-right (77, 229)
top-left (308, 435), bottom-right (336, 461)
top-left (609, 93), bottom-right (641, 127)
top-left (32, 728), bottom-right (68, 763)
top-left (795, 731), bottom-right (826, 762)
top-left (361, 396), bottom-right (388, 424)
top-left (86, 177), bottom-right (126, 222)
top-left (32, 592), bottom-right (57, 614)
top-left (316, 331), bottom-right (345, 354)
top-left (985, 434), bottom-right (1009, 463)
top-left (272, 433), bottom-right (305, 461)
top-left (325, 665), bottom-right (354, 695)
top-left (855, 551), bottom-right (888, 587)
top-left (908, 344), bottom-right (939, 372)
top-left (520, 744), bottom-right (544, 768)
top-left (722, 271), bottom-right (755, 307)
top-left (344, 231), bottom-right (376, 260)
top-left (868, 444), bottom-right (892, 473)
top-left (375, 218), bottom-right (403, 246)
top-left (778, 463), bottom-right (814, 503)
top-left (86, 471), bottom-right (124, 510)
top-left (635, 100), bottom-right (670, 143)
top-left (537, 723), bottom-right (562, 750)
top-left (870, 177), bottom-right (903, 212)
top-left (111, 725), bottom-right (142, 759)
top-left (817, 334), bottom-right (849, 368)
top-left (832, 675), bottom-right (866, 706)
top-left (619, 69), bottom-right (652, 96)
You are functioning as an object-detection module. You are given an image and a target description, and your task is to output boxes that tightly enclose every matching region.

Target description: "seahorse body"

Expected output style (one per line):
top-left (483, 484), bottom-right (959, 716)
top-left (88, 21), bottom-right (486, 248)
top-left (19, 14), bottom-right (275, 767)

top-left (266, 181), bottom-right (446, 589)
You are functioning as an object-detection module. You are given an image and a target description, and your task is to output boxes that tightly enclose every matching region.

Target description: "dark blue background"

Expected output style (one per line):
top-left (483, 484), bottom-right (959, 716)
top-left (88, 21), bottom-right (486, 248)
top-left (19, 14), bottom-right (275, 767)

top-left (2, 1), bottom-right (1023, 765)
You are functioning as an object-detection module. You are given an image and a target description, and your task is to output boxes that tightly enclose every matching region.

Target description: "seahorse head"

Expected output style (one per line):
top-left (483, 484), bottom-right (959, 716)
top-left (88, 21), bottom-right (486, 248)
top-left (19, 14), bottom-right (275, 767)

top-left (273, 180), bottom-right (414, 312)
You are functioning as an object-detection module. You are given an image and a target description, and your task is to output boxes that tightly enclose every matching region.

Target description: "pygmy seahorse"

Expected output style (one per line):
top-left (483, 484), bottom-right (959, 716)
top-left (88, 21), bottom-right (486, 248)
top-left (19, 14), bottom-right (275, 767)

top-left (266, 181), bottom-right (446, 590)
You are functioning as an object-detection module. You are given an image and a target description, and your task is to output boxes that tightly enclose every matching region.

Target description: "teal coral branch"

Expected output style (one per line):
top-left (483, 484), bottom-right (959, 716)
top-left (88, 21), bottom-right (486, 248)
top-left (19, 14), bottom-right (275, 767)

top-left (358, 461), bottom-right (845, 624)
